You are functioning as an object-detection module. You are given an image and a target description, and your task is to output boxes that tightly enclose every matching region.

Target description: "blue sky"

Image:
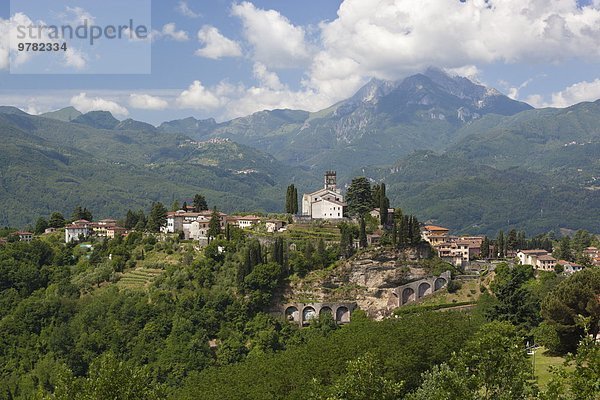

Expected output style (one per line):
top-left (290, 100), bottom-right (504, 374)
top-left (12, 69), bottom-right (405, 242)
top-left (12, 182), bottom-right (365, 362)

top-left (2, 0), bottom-right (600, 124)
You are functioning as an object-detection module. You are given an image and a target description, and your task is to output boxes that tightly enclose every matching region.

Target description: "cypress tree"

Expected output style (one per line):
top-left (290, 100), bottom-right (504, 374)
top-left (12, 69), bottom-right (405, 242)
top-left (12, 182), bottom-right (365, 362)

top-left (285, 184), bottom-right (298, 214)
top-left (359, 217), bottom-right (368, 248)
top-left (273, 237), bottom-right (285, 267)
top-left (391, 218), bottom-right (397, 248)
top-left (339, 223), bottom-right (355, 259)
top-left (481, 236), bottom-right (490, 259)
top-left (507, 229), bottom-right (518, 251)
top-left (379, 183), bottom-right (389, 226)
top-left (292, 186), bottom-right (298, 214)
top-left (317, 238), bottom-right (327, 268)
top-left (207, 206), bottom-right (222, 243)
top-left (285, 185), bottom-right (293, 214)
top-left (497, 230), bottom-right (505, 258)
top-left (410, 216), bottom-right (421, 245)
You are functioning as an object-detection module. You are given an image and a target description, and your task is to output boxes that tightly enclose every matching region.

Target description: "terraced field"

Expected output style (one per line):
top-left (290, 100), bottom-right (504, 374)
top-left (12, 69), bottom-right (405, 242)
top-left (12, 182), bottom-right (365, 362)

top-left (283, 223), bottom-right (341, 243)
top-left (117, 268), bottom-right (164, 291)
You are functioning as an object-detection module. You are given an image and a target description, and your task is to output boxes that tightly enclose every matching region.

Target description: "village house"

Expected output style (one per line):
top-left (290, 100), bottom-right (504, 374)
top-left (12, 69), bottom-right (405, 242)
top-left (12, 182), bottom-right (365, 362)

top-left (516, 249), bottom-right (557, 271)
top-left (557, 260), bottom-right (584, 275)
top-left (229, 215), bottom-right (262, 229)
top-left (65, 220), bottom-right (94, 243)
top-left (162, 210), bottom-right (227, 241)
top-left (16, 231), bottom-right (33, 242)
top-left (420, 225), bottom-right (484, 266)
top-left (458, 236), bottom-right (484, 258)
top-left (583, 246), bottom-right (600, 266)
top-left (64, 219), bottom-right (127, 243)
top-left (517, 249), bottom-right (548, 265)
top-left (301, 171), bottom-right (346, 220)
top-left (435, 241), bottom-right (470, 267)
top-left (369, 208), bottom-right (395, 226)
top-left (421, 225), bottom-right (450, 245)
top-left (265, 220), bottom-right (286, 233)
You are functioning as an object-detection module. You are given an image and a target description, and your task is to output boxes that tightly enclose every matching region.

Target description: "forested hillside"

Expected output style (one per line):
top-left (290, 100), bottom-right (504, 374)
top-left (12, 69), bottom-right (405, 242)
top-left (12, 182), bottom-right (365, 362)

top-left (0, 109), bottom-right (315, 227)
top-left (0, 221), bottom-right (597, 399)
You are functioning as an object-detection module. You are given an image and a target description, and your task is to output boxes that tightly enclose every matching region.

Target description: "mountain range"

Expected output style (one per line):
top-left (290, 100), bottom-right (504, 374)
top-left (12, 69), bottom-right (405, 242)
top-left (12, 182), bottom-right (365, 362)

top-left (1, 68), bottom-right (598, 235)
top-left (158, 68), bottom-right (532, 173)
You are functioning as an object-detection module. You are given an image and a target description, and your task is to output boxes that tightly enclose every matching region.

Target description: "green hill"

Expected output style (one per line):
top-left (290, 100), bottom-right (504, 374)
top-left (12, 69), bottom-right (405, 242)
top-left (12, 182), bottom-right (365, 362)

top-left (364, 151), bottom-right (600, 235)
top-left (0, 111), bottom-right (315, 227)
top-left (40, 106), bottom-right (82, 122)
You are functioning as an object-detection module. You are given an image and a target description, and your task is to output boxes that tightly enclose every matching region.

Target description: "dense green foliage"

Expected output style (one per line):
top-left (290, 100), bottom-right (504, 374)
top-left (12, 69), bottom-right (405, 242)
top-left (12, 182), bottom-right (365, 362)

top-left (177, 311), bottom-right (482, 400)
top-left (539, 268), bottom-right (600, 353)
top-left (0, 214), bottom-right (598, 399)
top-left (346, 177), bottom-right (373, 217)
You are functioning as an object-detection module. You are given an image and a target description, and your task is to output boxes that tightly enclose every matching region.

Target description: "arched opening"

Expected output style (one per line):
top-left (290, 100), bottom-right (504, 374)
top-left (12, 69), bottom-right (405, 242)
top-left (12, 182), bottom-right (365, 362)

top-left (402, 287), bottom-right (415, 305)
top-left (434, 277), bottom-right (447, 291)
top-left (418, 282), bottom-right (432, 298)
top-left (388, 291), bottom-right (400, 307)
top-left (302, 306), bottom-right (316, 325)
top-left (336, 306), bottom-right (350, 323)
top-left (319, 306), bottom-right (333, 317)
top-left (285, 306), bottom-right (299, 322)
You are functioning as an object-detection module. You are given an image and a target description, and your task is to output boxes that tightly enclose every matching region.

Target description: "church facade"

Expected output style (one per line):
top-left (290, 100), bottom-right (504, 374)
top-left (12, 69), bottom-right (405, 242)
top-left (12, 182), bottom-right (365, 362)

top-left (301, 171), bottom-right (347, 220)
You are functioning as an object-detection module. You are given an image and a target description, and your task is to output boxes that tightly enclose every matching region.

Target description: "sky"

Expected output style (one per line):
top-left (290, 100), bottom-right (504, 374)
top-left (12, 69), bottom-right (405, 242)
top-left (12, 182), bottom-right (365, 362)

top-left (2, 0), bottom-right (600, 124)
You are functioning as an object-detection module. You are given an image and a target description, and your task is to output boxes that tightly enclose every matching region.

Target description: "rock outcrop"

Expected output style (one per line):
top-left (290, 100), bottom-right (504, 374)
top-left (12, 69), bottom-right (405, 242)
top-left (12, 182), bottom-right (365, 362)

top-left (281, 246), bottom-right (436, 320)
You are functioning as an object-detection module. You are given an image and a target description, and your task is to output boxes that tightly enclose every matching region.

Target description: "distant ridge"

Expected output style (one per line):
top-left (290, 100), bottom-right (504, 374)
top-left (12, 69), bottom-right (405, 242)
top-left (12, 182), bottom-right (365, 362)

top-left (41, 106), bottom-right (82, 122)
top-left (72, 111), bottom-right (120, 130)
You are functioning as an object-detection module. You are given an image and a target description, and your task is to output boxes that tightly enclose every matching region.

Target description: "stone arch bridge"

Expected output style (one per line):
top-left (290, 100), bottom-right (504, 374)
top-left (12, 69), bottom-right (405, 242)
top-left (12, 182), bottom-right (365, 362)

top-left (391, 271), bottom-right (451, 307)
top-left (282, 302), bottom-right (357, 326)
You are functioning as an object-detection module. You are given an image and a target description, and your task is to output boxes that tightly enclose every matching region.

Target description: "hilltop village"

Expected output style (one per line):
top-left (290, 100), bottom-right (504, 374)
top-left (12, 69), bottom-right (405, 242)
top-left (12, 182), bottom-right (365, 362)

top-left (1, 170), bottom-right (599, 399)
top-left (5, 171), bottom-right (599, 275)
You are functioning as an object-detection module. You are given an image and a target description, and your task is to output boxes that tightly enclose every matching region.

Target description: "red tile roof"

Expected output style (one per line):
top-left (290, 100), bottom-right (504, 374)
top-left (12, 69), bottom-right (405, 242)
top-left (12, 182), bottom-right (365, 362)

top-left (424, 225), bottom-right (449, 232)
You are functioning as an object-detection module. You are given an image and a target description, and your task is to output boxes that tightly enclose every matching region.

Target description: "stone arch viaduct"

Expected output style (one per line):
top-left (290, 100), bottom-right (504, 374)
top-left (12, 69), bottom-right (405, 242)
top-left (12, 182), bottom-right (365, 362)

top-left (282, 302), bottom-right (357, 326)
top-left (391, 271), bottom-right (451, 307)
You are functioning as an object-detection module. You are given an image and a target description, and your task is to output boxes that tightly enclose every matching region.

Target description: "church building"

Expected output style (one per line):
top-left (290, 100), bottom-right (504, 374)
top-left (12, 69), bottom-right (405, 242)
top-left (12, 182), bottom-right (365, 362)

top-left (301, 171), bottom-right (346, 220)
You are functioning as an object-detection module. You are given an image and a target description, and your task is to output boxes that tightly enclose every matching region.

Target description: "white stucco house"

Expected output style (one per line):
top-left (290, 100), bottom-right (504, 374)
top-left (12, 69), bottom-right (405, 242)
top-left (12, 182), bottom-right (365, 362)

top-left (162, 210), bottom-right (227, 241)
top-left (65, 220), bottom-right (94, 243)
top-left (301, 171), bottom-right (346, 220)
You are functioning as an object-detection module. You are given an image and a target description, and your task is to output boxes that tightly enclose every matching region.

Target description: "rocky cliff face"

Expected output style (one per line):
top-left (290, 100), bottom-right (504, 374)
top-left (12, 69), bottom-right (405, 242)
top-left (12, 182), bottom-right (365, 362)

top-left (282, 246), bottom-right (434, 319)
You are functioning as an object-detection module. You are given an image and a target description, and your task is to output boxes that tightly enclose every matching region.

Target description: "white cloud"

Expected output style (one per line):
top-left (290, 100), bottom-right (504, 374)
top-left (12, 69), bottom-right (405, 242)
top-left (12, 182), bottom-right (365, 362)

top-left (196, 25), bottom-right (242, 59)
top-left (0, 13), bottom-right (89, 70)
top-left (528, 79), bottom-right (600, 107)
top-left (64, 48), bottom-right (87, 70)
top-left (444, 65), bottom-right (481, 82)
top-left (129, 94), bottom-right (169, 110)
top-left (252, 62), bottom-right (284, 90)
top-left (0, 17), bottom-right (8, 70)
top-left (176, 81), bottom-right (222, 110)
top-left (155, 23), bottom-right (189, 41)
top-left (300, 0), bottom-right (600, 104)
top-left (58, 6), bottom-right (96, 26)
top-left (176, 1), bottom-right (201, 18)
top-left (70, 93), bottom-right (129, 116)
top-left (231, 1), bottom-right (312, 68)
top-left (550, 79), bottom-right (600, 107)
